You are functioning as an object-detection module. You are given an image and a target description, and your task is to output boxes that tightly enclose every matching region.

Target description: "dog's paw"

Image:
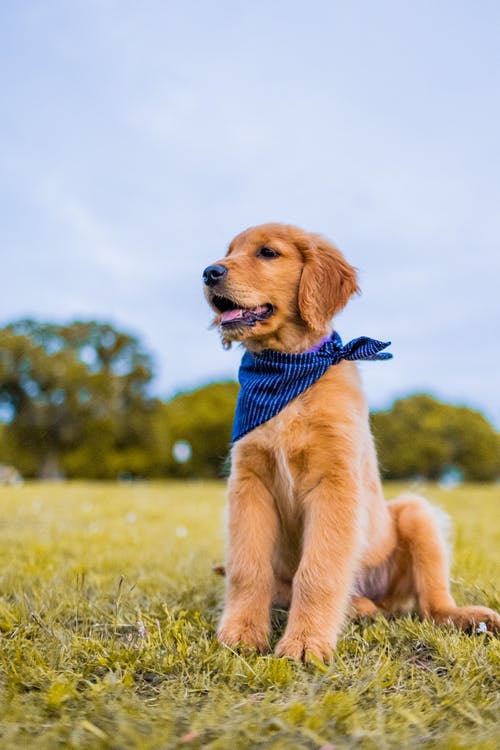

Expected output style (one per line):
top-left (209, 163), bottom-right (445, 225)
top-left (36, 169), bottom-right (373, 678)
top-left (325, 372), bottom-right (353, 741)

top-left (274, 632), bottom-right (334, 663)
top-left (432, 605), bottom-right (500, 633)
top-left (217, 618), bottom-right (270, 653)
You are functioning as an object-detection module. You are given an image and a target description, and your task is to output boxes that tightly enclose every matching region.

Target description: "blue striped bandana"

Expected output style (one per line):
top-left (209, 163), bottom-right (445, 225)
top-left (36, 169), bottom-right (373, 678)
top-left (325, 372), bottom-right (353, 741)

top-left (232, 332), bottom-right (392, 443)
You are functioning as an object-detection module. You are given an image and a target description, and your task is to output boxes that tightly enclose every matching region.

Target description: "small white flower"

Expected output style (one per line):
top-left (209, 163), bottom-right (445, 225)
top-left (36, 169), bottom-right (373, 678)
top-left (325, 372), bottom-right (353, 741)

top-left (476, 621), bottom-right (488, 634)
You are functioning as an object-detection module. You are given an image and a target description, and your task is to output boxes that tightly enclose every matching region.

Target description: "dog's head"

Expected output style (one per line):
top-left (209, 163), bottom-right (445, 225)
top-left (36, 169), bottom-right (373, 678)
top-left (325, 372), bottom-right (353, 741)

top-left (203, 223), bottom-right (359, 351)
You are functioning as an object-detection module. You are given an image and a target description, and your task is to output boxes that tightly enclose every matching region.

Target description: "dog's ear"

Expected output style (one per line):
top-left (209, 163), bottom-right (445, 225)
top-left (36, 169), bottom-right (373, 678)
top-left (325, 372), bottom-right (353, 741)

top-left (298, 234), bottom-right (359, 331)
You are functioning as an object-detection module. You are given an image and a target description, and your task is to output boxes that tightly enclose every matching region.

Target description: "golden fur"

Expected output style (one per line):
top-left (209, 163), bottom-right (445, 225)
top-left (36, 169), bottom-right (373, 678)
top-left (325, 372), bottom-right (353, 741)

top-left (204, 223), bottom-right (500, 662)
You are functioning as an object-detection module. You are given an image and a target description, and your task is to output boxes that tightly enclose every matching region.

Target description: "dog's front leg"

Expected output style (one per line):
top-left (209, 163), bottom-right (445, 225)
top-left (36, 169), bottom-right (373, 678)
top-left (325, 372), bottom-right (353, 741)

top-left (275, 475), bottom-right (360, 662)
top-left (218, 471), bottom-right (278, 653)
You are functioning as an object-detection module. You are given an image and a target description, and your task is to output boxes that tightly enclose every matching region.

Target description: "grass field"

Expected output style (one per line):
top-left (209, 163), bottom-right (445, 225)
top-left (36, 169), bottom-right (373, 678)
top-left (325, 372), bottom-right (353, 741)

top-left (0, 481), bottom-right (499, 749)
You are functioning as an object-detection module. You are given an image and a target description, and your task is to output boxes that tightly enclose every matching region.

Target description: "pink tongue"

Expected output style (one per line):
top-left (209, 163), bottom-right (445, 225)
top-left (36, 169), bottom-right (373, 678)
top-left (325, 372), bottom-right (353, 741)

top-left (220, 305), bottom-right (268, 323)
top-left (221, 308), bottom-right (244, 323)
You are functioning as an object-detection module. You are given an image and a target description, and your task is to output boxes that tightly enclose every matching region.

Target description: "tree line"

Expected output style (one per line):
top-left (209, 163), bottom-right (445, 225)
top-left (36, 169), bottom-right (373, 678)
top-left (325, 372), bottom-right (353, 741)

top-left (0, 320), bottom-right (498, 481)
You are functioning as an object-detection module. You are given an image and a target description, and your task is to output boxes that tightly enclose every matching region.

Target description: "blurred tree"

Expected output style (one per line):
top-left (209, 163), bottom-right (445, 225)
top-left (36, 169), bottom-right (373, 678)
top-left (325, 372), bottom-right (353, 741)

top-left (161, 381), bottom-right (238, 479)
top-left (1, 322), bottom-right (498, 482)
top-left (0, 320), bottom-right (162, 478)
top-left (371, 394), bottom-right (500, 481)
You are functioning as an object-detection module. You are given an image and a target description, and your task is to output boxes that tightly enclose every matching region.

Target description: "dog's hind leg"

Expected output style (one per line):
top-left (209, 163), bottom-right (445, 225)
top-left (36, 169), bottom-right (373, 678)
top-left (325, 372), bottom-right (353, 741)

top-left (349, 596), bottom-right (381, 619)
top-left (213, 563), bottom-right (292, 608)
top-left (272, 577), bottom-right (292, 608)
top-left (389, 494), bottom-right (500, 633)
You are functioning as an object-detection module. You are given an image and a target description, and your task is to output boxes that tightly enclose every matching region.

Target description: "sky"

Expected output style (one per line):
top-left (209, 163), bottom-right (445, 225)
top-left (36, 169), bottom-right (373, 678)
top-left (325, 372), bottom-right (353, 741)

top-left (1, 1), bottom-right (499, 425)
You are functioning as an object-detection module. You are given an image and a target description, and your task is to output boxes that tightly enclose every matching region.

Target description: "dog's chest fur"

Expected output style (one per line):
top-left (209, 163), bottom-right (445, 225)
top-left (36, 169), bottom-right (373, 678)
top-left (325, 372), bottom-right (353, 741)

top-left (257, 398), bottom-right (309, 570)
top-left (255, 394), bottom-right (315, 515)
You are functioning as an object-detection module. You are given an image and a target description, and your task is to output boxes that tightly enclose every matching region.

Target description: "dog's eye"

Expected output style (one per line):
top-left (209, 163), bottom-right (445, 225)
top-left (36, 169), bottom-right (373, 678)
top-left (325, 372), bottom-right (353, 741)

top-left (257, 246), bottom-right (280, 259)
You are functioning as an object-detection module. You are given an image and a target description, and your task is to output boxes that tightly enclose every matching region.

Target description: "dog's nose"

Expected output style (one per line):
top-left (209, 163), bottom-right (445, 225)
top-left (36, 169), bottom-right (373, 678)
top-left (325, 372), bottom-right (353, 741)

top-left (203, 264), bottom-right (227, 287)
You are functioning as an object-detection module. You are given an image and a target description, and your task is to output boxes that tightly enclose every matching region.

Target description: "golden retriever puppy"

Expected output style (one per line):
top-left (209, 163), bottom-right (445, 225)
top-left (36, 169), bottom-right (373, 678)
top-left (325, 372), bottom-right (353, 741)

top-left (203, 223), bottom-right (500, 661)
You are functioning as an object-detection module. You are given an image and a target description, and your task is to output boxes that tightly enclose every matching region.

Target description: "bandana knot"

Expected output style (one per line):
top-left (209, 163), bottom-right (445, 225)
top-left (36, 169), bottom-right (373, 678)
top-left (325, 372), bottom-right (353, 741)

top-left (232, 331), bottom-right (392, 443)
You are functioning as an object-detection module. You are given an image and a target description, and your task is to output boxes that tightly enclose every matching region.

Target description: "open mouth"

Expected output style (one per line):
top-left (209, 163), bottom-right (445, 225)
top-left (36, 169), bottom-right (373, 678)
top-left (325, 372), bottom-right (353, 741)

top-left (212, 295), bottom-right (274, 327)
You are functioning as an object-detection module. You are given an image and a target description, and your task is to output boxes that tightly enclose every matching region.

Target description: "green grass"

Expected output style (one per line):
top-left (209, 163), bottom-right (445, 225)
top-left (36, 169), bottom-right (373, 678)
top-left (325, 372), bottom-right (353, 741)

top-left (0, 481), bottom-right (499, 749)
